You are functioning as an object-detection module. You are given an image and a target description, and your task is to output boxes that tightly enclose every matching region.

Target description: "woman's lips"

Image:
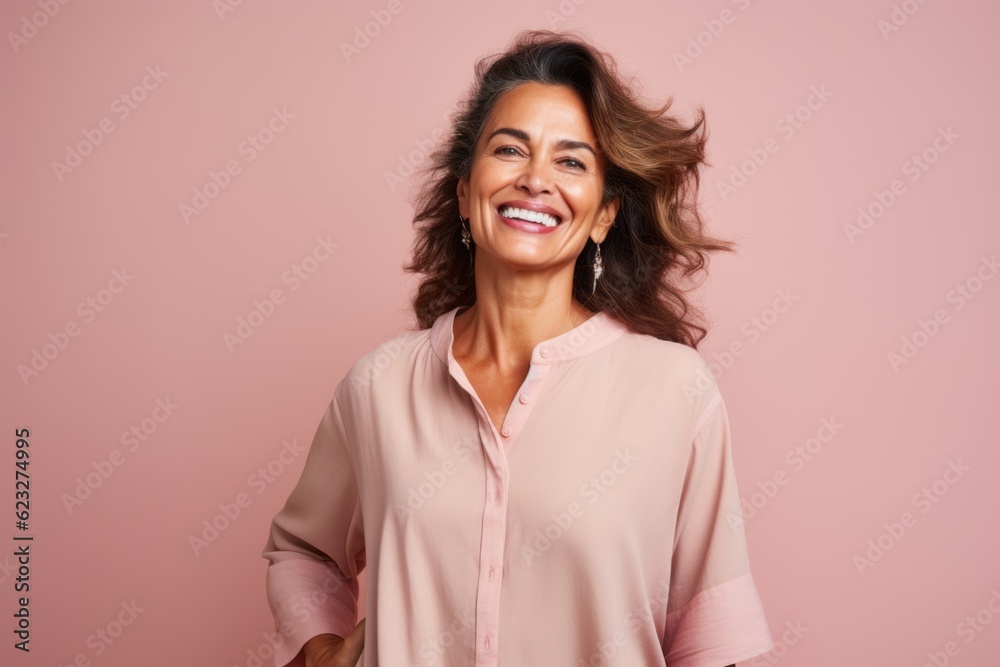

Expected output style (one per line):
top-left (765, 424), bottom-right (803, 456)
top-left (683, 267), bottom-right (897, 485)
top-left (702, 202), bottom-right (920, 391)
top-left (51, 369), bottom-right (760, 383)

top-left (495, 207), bottom-right (563, 234)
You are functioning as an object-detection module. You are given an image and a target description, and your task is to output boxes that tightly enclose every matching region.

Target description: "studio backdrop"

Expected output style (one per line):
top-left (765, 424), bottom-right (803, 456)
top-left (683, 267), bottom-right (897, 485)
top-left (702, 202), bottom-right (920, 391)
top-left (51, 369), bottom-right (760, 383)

top-left (1, 1), bottom-right (997, 666)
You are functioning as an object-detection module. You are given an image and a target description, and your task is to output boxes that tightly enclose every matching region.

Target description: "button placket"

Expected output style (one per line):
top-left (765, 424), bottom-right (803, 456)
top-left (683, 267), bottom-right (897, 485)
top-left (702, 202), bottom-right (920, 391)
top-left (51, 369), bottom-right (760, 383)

top-left (470, 417), bottom-right (505, 664)
top-left (442, 320), bottom-right (598, 666)
top-left (446, 356), bottom-right (507, 666)
top-left (497, 364), bottom-right (550, 454)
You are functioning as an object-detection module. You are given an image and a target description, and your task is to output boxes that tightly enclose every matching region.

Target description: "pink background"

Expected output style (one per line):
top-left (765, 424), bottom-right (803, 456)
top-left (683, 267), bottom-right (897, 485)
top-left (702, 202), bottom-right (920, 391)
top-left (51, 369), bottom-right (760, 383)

top-left (2, 1), bottom-right (998, 665)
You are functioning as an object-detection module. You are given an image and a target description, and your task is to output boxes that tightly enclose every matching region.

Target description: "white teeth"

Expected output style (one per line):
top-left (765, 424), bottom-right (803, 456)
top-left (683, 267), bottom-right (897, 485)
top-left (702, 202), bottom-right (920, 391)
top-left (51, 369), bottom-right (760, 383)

top-left (499, 205), bottom-right (560, 227)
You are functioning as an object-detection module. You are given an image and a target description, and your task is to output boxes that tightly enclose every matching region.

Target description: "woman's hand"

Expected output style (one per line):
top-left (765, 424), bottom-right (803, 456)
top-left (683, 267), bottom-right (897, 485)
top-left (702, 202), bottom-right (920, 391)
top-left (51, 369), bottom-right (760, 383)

top-left (303, 619), bottom-right (366, 667)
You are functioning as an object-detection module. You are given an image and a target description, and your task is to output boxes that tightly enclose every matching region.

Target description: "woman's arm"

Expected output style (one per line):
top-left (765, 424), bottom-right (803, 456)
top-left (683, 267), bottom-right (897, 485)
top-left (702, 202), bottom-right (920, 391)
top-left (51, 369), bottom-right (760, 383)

top-left (661, 364), bottom-right (775, 666)
top-left (261, 391), bottom-right (366, 667)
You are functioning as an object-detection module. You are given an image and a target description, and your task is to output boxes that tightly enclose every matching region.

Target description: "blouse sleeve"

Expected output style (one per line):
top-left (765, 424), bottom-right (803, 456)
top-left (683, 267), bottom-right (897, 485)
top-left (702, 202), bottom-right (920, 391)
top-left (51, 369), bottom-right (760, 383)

top-left (662, 380), bottom-right (774, 667)
top-left (260, 388), bottom-right (366, 667)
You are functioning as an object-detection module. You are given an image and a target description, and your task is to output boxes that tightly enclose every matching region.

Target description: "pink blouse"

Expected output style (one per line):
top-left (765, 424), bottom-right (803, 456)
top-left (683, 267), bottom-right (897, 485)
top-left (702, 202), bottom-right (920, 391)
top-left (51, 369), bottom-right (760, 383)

top-left (261, 305), bottom-right (774, 666)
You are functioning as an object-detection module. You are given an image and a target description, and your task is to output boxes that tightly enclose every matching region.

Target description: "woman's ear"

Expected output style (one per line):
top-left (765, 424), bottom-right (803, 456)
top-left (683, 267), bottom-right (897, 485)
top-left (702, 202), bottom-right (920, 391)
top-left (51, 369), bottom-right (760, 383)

top-left (593, 195), bottom-right (620, 243)
top-left (456, 176), bottom-right (468, 218)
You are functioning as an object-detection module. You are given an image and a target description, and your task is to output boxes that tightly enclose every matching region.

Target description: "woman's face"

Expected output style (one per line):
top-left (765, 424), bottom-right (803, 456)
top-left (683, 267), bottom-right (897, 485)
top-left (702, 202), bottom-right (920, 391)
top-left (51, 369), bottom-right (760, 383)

top-left (457, 81), bottom-right (619, 276)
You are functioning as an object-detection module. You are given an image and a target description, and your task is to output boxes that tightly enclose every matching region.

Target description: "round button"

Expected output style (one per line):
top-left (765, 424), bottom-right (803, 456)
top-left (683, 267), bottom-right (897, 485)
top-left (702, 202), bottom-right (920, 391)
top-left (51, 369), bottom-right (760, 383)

top-left (483, 636), bottom-right (490, 649)
top-left (494, 489), bottom-right (502, 503)
top-left (488, 566), bottom-right (495, 580)
top-left (539, 346), bottom-right (550, 358)
top-left (519, 393), bottom-right (529, 404)
top-left (501, 425), bottom-right (511, 437)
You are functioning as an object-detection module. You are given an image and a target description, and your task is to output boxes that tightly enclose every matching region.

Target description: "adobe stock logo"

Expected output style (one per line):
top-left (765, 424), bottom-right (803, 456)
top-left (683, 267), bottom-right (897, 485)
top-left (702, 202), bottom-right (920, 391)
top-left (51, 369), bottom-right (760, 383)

top-left (179, 106), bottom-right (295, 224)
top-left (51, 66), bottom-right (169, 183)
top-left (852, 458), bottom-right (970, 576)
top-left (188, 438), bottom-right (307, 556)
top-left (680, 287), bottom-right (800, 397)
top-left (886, 254), bottom-right (997, 372)
top-left (749, 619), bottom-right (809, 666)
top-left (521, 449), bottom-right (638, 565)
top-left (17, 267), bottom-right (135, 385)
top-left (844, 126), bottom-right (959, 244)
top-left (222, 235), bottom-right (339, 353)
top-left (7, 0), bottom-right (72, 54)
top-left (339, 0), bottom-right (414, 63)
top-left (877, 0), bottom-right (932, 40)
top-left (62, 397), bottom-right (179, 515)
top-left (715, 86), bottom-right (832, 202)
top-left (213, 0), bottom-right (248, 21)
top-left (544, 0), bottom-right (588, 29)
top-left (727, 417), bottom-right (843, 529)
top-left (672, 0), bottom-right (753, 72)
top-left (54, 600), bottom-right (145, 666)
top-left (394, 437), bottom-right (477, 523)
top-left (920, 588), bottom-right (1000, 667)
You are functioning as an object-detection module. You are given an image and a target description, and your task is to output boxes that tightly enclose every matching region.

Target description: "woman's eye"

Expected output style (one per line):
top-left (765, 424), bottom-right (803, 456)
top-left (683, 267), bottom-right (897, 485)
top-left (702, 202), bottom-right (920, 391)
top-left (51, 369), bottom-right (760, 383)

top-left (494, 146), bottom-right (585, 171)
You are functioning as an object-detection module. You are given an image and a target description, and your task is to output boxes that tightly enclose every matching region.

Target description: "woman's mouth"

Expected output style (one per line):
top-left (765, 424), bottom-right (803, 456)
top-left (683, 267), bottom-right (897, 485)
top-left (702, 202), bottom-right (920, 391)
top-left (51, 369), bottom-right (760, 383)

top-left (496, 205), bottom-right (564, 234)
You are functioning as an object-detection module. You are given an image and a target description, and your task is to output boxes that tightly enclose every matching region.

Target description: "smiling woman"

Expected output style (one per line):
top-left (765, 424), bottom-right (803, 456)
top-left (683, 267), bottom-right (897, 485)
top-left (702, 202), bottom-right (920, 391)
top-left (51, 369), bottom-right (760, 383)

top-left (404, 29), bottom-right (736, 345)
top-left (261, 28), bottom-right (775, 667)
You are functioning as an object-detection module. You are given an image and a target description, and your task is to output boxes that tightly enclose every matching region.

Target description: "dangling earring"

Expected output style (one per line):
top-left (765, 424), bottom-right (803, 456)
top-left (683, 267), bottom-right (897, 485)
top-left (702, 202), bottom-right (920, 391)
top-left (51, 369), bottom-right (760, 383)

top-left (459, 215), bottom-right (472, 259)
top-left (591, 242), bottom-right (603, 295)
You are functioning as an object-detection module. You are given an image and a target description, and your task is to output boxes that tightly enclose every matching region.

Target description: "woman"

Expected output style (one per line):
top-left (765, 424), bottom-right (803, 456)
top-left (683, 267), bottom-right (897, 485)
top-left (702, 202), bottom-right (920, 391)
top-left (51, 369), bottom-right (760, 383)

top-left (262, 29), bottom-right (774, 667)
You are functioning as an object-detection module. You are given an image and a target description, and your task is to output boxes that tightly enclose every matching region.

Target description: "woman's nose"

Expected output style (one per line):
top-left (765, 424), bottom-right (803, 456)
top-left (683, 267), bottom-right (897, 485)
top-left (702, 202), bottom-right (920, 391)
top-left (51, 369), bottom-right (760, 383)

top-left (515, 157), bottom-right (554, 194)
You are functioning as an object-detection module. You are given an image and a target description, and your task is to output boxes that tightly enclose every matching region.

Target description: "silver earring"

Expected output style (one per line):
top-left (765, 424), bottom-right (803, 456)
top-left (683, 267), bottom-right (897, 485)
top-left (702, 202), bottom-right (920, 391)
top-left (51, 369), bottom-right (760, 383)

top-left (460, 215), bottom-right (472, 256)
top-left (591, 243), bottom-right (603, 295)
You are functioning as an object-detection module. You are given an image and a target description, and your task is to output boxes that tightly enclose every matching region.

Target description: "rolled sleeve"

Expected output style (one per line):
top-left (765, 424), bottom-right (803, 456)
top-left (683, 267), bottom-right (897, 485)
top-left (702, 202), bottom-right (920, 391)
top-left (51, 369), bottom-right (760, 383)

top-left (663, 381), bottom-right (774, 666)
top-left (261, 388), bottom-right (365, 667)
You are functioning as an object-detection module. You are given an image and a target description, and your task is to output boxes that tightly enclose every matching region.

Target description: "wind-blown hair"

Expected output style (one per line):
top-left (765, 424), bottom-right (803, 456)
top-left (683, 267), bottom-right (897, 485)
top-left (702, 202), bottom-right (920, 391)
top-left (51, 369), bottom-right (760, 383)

top-left (402, 28), bottom-right (736, 348)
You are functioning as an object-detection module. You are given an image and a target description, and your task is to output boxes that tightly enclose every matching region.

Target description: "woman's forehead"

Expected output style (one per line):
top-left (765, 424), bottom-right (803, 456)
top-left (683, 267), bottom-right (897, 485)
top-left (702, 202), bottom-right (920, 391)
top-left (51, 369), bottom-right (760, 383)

top-left (485, 83), bottom-right (598, 146)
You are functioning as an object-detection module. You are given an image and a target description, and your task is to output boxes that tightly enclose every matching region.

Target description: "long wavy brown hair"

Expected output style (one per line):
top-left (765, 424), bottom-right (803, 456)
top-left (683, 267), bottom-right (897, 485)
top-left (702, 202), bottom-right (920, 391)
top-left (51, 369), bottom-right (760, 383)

top-left (402, 28), bottom-right (736, 349)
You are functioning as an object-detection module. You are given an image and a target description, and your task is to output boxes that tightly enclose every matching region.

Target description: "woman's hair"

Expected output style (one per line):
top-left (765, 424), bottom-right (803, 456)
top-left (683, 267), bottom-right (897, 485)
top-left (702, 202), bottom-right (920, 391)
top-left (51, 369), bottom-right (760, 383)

top-left (402, 28), bottom-right (736, 349)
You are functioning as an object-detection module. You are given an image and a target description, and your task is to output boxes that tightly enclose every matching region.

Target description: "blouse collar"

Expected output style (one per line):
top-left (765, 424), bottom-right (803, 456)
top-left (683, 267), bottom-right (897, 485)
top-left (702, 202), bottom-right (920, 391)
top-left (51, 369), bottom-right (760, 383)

top-left (430, 305), bottom-right (629, 366)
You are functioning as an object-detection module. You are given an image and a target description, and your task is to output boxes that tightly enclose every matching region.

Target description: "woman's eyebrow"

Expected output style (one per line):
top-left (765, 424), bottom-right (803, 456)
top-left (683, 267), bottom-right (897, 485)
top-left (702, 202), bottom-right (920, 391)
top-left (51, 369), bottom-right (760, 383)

top-left (486, 127), bottom-right (597, 156)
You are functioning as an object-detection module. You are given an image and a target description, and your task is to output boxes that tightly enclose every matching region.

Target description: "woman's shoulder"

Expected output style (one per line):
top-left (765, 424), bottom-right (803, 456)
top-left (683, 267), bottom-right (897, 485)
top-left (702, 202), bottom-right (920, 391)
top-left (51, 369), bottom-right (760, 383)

top-left (336, 325), bottom-right (433, 399)
top-left (610, 329), bottom-right (722, 409)
top-left (613, 328), bottom-right (713, 378)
